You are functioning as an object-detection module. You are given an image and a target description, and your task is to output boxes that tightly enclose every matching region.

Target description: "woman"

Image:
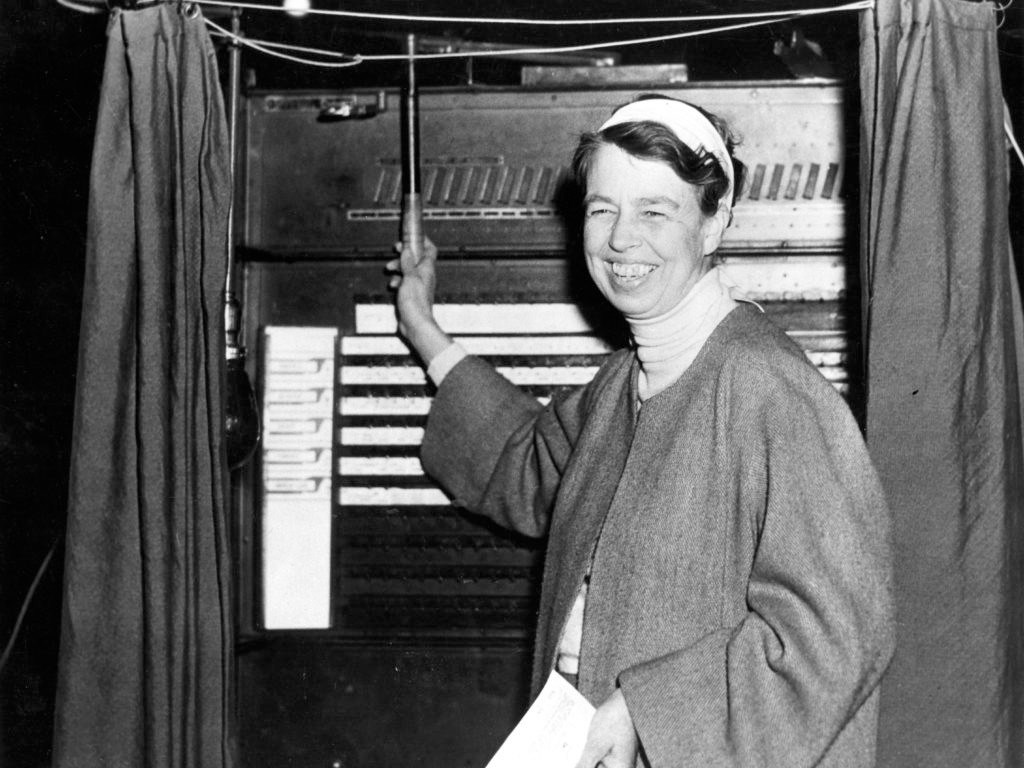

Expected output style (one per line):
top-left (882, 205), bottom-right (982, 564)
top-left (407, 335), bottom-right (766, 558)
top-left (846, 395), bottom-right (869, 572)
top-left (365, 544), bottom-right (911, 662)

top-left (387, 96), bottom-right (895, 767)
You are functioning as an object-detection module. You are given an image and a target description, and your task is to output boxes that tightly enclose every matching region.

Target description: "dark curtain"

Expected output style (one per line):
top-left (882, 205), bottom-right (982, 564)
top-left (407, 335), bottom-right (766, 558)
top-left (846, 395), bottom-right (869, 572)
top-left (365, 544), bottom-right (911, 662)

top-left (52, 5), bottom-right (234, 767)
top-left (860, 0), bottom-right (1024, 765)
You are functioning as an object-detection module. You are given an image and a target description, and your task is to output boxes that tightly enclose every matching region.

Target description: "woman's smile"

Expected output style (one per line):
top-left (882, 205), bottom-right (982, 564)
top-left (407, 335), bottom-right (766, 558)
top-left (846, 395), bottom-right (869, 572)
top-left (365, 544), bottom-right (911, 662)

top-left (609, 261), bottom-right (658, 283)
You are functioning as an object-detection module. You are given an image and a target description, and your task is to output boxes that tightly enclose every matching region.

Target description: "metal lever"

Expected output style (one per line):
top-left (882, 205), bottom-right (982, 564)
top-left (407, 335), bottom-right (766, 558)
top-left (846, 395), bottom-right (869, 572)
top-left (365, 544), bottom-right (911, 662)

top-left (401, 33), bottom-right (424, 264)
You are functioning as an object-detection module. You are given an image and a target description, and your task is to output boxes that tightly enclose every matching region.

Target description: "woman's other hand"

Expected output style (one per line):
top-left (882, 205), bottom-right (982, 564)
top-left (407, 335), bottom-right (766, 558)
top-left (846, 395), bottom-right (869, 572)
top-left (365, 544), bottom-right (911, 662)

top-left (386, 237), bottom-right (451, 364)
top-left (574, 688), bottom-right (640, 768)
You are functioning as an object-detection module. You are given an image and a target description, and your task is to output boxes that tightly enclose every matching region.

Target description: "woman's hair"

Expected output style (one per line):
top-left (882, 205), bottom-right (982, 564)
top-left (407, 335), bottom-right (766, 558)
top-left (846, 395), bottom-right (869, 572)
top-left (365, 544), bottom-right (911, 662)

top-left (571, 96), bottom-right (746, 217)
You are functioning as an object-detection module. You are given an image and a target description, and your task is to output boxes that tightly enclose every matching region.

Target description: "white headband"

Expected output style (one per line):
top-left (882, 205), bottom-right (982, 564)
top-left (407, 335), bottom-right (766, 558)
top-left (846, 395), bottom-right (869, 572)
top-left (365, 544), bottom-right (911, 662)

top-left (600, 99), bottom-right (735, 211)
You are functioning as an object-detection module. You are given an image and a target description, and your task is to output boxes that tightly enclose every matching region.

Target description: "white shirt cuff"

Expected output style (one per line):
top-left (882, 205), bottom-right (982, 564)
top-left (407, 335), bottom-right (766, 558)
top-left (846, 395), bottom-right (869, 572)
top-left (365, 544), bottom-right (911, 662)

top-left (426, 342), bottom-right (468, 386)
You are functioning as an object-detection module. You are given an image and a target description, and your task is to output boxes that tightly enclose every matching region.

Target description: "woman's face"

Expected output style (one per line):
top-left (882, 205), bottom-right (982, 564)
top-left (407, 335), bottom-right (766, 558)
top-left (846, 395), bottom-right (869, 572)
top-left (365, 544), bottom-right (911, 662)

top-left (582, 143), bottom-right (726, 320)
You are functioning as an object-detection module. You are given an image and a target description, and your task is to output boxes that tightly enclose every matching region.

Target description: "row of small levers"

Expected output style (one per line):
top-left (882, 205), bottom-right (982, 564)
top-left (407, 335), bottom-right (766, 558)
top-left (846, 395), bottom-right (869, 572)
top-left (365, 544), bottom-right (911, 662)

top-left (366, 161), bottom-right (841, 208)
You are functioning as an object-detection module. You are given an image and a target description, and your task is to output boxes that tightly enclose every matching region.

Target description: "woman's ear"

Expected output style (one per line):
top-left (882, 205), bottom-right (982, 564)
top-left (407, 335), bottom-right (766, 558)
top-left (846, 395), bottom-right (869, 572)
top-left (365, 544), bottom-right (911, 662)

top-left (701, 204), bottom-right (730, 256)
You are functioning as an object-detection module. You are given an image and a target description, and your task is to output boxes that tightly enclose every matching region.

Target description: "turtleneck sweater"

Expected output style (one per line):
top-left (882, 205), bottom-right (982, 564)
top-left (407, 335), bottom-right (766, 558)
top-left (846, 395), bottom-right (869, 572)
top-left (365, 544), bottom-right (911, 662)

top-left (628, 265), bottom-right (741, 401)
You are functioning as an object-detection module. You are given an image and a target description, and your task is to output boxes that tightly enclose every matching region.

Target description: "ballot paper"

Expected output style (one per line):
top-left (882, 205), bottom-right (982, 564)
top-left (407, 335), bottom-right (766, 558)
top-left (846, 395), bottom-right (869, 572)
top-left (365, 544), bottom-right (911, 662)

top-left (485, 672), bottom-right (595, 768)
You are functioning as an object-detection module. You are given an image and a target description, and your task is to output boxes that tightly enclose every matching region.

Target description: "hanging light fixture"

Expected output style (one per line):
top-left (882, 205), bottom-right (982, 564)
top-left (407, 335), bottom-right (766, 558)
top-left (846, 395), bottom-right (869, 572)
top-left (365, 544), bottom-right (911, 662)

top-left (282, 0), bottom-right (310, 18)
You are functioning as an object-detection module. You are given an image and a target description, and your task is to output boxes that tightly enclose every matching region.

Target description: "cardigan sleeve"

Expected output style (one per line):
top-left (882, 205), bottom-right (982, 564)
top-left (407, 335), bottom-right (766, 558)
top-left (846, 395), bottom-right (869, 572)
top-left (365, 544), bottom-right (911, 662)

top-left (617, 357), bottom-right (895, 766)
top-left (420, 354), bottom-right (600, 539)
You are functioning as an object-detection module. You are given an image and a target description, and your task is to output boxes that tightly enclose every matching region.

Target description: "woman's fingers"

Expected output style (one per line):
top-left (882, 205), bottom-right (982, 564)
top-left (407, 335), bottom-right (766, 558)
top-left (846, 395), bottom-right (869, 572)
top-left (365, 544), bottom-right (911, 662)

top-left (573, 690), bottom-right (638, 768)
top-left (400, 236), bottom-right (438, 271)
top-left (574, 739), bottom-right (609, 768)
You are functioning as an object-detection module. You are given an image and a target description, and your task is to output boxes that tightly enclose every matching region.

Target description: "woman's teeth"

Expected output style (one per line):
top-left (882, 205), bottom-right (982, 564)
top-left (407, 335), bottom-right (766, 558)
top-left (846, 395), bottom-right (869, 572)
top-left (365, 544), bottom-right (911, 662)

top-left (610, 262), bottom-right (656, 279)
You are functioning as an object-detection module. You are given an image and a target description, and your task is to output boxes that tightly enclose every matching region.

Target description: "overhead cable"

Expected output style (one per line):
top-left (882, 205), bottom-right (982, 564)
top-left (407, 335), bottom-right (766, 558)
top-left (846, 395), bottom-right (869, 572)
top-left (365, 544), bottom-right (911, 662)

top-left (195, 0), bottom-right (873, 27)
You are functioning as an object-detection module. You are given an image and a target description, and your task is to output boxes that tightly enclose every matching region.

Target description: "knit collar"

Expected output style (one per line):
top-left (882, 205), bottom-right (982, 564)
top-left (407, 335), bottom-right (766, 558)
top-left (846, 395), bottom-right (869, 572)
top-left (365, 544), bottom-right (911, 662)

top-left (626, 266), bottom-right (739, 401)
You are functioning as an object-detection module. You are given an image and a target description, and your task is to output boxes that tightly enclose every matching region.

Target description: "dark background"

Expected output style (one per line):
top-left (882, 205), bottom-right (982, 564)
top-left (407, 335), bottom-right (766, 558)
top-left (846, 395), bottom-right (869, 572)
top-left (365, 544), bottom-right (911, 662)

top-left (1, 1), bottom-right (1020, 766)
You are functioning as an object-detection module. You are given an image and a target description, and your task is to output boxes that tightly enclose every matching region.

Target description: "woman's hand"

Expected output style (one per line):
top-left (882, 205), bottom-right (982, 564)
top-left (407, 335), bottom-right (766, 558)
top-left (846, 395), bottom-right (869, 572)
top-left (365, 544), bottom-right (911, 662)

top-left (574, 689), bottom-right (639, 768)
top-left (386, 237), bottom-right (451, 364)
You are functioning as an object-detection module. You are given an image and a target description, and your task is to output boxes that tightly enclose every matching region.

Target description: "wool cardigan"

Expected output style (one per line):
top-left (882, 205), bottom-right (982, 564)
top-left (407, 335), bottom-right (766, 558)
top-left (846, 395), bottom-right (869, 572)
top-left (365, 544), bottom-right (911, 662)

top-left (421, 304), bottom-right (895, 767)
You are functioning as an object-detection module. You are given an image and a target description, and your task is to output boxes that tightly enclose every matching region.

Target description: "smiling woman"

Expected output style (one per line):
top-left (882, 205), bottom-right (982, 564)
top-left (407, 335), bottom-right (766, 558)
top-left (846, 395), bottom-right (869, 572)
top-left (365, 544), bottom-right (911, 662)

top-left (388, 94), bottom-right (895, 767)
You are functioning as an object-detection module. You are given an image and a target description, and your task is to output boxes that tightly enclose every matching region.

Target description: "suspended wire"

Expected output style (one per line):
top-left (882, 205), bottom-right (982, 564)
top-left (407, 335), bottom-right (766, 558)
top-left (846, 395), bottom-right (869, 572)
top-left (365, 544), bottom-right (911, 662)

top-left (195, 0), bottom-right (873, 27)
top-left (206, 18), bottom-right (363, 66)
top-left (0, 539), bottom-right (59, 676)
top-left (1007, 115), bottom-right (1024, 171)
top-left (55, 0), bottom-right (106, 13)
top-left (360, 12), bottom-right (856, 62)
top-left (205, 2), bottom-right (871, 69)
top-left (995, 0), bottom-right (1013, 30)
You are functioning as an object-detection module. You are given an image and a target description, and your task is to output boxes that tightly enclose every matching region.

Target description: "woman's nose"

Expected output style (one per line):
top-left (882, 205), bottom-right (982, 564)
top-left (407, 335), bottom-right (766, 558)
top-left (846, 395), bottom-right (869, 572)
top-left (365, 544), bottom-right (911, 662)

top-left (607, 214), bottom-right (640, 252)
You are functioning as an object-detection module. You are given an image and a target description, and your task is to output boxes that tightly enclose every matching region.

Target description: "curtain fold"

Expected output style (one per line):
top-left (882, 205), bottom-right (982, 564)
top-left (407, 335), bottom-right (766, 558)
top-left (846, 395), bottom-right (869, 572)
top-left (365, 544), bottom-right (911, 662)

top-left (859, 0), bottom-right (1023, 765)
top-left (53, 5), bottom-right (234, 767)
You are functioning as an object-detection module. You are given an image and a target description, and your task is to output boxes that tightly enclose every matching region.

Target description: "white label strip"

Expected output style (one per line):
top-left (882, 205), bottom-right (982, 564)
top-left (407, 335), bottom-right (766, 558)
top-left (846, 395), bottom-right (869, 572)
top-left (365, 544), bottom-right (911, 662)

top-left (340, 426), bottom-right (425, 446)
top-left (263, 417), bottom-right (334, 449)
top-left (356, 303), bottom-right (595, 335)
top-left (264, 449), bottom-right (331, 475)
top-left (340, 336), bottom-right (414, 356)
top-left (267, 359), bottom-right (331, 375)
top-left (724, 202), bottom-right (845, 251)
top-left (806, 351), bottom-right (845, 367)
top-left (338, 395), bottom-right (550, 416)
top-left (265, 478), bottom-right (331, 494)
top-left (266, 389), bottom-right (331, 405)
top-left (340, 335), bottom-right (614, 357)
top-left (267, 420), bottom-right (319, 434)
top-left (265, 373), bottom-right (334, 392)
top-left (460, 335), bottom-right (614, 355)
top-left (340, 396), bottom-right (433, 416)
top-left (265, 325), bottom-right (340, 355)
top-left (263, 432), bottom-right (333, 450)
top-left (340, 366), bottom-right (426, 385)
top-left (787, 330), bottom-right (847, 351)
top-left (265, 466), bottom-right (334, 484)
top-left (263, 476), bottom-right (332, 499)
top-left (497, 366), bottom-right (599, 386)
top-left (264, 393), bottom-right (334, 419)
top-left (339, 486), bottom-right (450, 506)
top-left (339, 456), bottom-right (424, 476)
top-left (817, 366), bottom-right (848, 383)
top-left (346, 206), bottom-right (557, 222)
top-left (261, 498), bottom-right (332, 629)
top-left (339, 365), bottom-right (599, 387)
top-left (718, 255), bottom-right (846, 301)
top-left (265, 448), bottom-right (327, 464)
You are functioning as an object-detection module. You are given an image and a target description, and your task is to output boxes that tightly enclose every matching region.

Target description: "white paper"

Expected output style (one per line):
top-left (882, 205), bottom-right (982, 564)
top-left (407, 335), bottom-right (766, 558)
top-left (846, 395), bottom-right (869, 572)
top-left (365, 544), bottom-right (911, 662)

top-left (485, 672), bottom-right (595, 768)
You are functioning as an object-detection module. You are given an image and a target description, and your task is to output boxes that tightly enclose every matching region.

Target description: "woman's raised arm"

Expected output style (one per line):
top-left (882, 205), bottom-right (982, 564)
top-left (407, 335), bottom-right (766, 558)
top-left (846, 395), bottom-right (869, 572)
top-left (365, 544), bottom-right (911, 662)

top-left (386, 236), bottom-right (453, 366)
